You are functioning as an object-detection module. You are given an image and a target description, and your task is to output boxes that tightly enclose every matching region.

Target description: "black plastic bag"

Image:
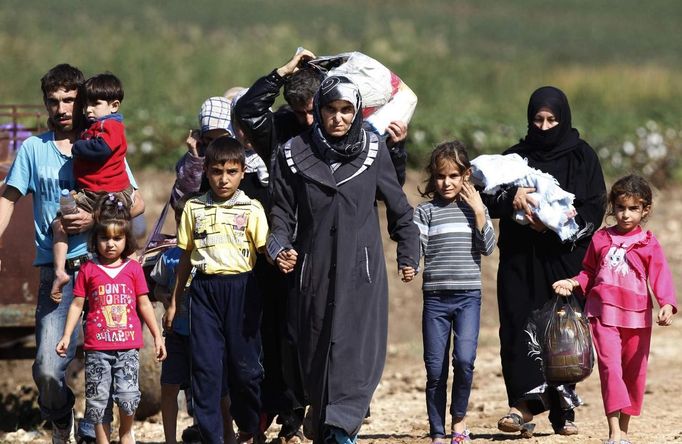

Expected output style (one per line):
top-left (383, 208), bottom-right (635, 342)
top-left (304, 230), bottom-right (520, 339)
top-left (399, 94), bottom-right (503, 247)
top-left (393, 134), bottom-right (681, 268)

top-left (527, 294), bottom-right (594, 385)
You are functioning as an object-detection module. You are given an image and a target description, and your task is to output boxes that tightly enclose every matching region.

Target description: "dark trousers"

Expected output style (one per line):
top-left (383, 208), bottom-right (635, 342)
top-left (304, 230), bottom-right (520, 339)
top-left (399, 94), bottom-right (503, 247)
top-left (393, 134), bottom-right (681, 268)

top-left (256, 256), bottom-right (305, 436)
top-left (189, 272), bottom-right (263, 444)
top-left (422, 290), bottom-right (481, 438)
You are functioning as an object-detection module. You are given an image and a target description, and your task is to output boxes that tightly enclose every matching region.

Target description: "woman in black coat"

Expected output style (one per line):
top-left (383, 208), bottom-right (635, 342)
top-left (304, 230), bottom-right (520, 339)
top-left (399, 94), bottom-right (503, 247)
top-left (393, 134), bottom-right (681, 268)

top-left (484, 86), bottom-right (606, 437)
top-left (267, 76), bottom-right (419, 444)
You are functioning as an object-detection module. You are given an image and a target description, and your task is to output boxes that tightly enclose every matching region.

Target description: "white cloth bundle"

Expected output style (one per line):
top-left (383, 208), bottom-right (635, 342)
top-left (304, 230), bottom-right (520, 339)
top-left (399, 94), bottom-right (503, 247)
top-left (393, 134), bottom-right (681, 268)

top-left (311, 51), bottom-right (418, 135)
top-left (471, 153), bottom-right (579, 241)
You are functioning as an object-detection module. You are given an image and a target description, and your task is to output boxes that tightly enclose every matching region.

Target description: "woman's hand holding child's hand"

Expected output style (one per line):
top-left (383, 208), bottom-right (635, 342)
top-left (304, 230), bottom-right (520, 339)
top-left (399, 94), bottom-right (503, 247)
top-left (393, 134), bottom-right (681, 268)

top-left (400, 266), bottom-right (415, 283)
top-left (55, 337), bottom-right (70, 358)
top-left (276, 249), bottom-right (298, 274)
top-left (553, 279), bottom-right (577, 297)
top-left (657, 304), bottom-right (674, 326)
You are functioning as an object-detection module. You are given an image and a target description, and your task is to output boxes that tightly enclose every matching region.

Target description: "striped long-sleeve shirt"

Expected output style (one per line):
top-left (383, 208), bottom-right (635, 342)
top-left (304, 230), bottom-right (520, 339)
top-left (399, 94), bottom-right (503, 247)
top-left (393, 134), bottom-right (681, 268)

top-left (414, 199), bottom-right (496, 291)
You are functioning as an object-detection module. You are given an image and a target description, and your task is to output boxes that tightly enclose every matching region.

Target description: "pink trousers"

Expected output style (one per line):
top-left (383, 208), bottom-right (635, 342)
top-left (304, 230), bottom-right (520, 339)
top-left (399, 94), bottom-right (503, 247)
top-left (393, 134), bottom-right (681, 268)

top-left (590, 317), bottom-right (651, 416)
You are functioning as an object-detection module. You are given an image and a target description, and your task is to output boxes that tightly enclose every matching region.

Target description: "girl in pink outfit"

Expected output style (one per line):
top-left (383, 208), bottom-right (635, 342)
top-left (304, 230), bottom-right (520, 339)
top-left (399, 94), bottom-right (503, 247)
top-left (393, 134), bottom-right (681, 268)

top-left (553, 174), bottom-right (677, 444)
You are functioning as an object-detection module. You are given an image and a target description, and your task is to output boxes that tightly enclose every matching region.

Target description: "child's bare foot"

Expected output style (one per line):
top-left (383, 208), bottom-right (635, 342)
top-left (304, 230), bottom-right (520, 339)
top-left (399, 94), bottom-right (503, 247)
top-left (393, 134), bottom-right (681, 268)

top-left (51, 272), bottom-right (70, 302)
top-left (119, 429), bottom-right (136, 444)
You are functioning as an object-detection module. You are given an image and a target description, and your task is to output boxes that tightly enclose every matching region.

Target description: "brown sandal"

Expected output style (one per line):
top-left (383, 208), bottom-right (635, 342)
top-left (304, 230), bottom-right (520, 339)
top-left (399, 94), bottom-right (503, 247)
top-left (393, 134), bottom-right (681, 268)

top-left (497, 413), bottom-right (524, 432)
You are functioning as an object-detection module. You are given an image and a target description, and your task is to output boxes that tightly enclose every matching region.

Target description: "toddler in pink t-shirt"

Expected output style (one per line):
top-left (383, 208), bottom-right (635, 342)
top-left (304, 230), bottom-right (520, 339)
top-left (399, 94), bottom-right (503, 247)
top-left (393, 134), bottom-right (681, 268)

top-left (56, 196), bottom-right (165, 444)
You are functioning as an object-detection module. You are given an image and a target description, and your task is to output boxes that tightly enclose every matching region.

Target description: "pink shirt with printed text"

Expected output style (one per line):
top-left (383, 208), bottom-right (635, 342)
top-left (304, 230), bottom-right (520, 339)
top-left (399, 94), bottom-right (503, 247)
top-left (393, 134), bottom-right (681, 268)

top-left (574, 226), bottom-right (677, 328)
top-left (73, 259), bottom-right (149, 350)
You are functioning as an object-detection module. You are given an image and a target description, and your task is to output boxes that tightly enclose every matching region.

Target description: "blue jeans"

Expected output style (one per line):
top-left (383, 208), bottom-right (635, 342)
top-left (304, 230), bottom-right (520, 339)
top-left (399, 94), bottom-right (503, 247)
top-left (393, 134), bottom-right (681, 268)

top-left (33, 266), bottom-right (95, 438)
top-left (84, 349), bottom-right (140, 423)
top-left (422, 290), bottom-right (481, 438)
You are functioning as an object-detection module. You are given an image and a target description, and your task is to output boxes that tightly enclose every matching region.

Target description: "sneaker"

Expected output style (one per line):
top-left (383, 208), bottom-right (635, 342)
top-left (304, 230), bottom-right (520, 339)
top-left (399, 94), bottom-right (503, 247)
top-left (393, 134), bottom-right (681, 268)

top-left (51, 412), bottom-right (75, 444)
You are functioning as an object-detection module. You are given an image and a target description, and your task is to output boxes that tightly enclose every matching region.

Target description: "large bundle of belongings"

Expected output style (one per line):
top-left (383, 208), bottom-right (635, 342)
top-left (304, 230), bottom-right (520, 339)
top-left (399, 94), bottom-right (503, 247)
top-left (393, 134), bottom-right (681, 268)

top-left (307, 51), bottom-right (418, 136)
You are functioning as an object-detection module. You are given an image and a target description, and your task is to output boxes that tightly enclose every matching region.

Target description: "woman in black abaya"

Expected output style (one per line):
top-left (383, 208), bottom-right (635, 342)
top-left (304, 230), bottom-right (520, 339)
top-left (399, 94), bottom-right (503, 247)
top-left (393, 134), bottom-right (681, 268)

top-left (267, 75), bottom-right (419, 444)
top-left (483, 86), bottom-right (606, 436)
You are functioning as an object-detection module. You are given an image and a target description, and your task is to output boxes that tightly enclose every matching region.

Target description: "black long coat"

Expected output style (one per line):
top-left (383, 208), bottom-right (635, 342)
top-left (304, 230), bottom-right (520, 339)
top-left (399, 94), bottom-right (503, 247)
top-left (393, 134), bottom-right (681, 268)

top-left (268, 129), bottom-right (419, 439)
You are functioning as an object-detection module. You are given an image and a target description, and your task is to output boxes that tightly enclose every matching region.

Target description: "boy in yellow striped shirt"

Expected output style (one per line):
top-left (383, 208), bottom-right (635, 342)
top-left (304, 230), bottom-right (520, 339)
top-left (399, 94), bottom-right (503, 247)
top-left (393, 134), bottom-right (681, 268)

top-left (166, 136), bottom-right (268, 444)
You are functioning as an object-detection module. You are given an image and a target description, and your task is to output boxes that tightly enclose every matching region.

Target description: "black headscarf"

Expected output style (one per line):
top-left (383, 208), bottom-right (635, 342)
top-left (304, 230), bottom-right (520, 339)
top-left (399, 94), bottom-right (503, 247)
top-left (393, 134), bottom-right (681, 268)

top-left (508, 86), bottom-right (580, 162)
top-left (311, 75), bottom-right (364, 163)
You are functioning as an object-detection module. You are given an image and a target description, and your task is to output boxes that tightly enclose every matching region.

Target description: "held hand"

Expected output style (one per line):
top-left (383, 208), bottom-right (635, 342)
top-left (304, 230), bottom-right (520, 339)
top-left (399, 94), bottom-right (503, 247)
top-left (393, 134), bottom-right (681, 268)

top-left (657, 304), bottom-right (674, 326)
top-left (276, 249), bottom-right (298, 274)
top-left (552, 279), bottom-right (576, 297)
top-left (400, 266), bottom-right (415, 283)
top-left (186, 129), bottom-right (201, 157)
top-left (61, 207), bottom-right (94, 235)
top-left (385, 120), bottom-right (408, 148)
top-left (55, 337), bottom-right (69, 357)
top-left (277, 48), bottom-right (316, 78)
top-left (155, 337), bottom-right (167, 361)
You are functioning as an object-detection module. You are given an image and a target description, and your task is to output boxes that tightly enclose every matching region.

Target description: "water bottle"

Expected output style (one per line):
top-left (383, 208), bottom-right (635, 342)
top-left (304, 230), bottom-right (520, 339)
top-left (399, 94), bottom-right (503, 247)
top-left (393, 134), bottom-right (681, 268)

top-left (59, 189), bottom-right (78, 215)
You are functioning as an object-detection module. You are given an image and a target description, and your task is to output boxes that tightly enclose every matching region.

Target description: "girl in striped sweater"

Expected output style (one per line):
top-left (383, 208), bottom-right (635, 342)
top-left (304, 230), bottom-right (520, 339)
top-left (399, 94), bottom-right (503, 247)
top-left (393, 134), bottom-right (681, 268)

top-left (411, 141), bottom-right (496, 443)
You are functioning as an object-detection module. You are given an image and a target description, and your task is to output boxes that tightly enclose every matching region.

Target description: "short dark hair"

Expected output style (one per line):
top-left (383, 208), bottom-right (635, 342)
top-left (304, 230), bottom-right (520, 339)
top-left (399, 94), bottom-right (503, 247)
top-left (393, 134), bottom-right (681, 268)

top-left (204, 136), bottom-right (245, 168)
top-left (284, 68), bottom-right (322, 108)
top-left (89, 194), bottom-right (137, 259)
top-left (41, 64), bottom-right (84, 100)
top-left (82, 72), bottom-right (124, 103)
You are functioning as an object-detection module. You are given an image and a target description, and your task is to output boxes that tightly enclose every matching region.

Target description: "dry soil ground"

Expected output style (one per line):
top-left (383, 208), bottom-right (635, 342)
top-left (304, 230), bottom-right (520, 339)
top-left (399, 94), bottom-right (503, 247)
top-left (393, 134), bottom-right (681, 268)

top-left (1, 170), bottom-right (681, 444)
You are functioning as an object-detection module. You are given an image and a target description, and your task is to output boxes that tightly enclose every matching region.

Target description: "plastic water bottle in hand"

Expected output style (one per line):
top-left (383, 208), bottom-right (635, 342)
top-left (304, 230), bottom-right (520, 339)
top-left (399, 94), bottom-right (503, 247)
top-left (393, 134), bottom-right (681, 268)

top-left (59, 189), bottom-right (78, 215)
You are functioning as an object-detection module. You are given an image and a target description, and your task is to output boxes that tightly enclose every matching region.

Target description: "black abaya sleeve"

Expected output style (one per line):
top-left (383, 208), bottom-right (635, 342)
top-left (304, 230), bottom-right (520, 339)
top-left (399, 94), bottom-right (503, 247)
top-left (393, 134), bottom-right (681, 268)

top-left (375, 143), bottom-right (419, 269)
top-left (481, 185), bottom-right (519, 220)
top-left (571, 142), bottom-right (606, 235)
top-left (266, 150), bottom-right (298, 260)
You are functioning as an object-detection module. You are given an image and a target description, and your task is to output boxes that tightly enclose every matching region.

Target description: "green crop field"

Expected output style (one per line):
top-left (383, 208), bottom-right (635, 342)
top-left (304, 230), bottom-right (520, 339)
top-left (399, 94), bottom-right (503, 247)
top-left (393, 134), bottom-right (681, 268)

top-left (2, 0), bottom-right (681, 183)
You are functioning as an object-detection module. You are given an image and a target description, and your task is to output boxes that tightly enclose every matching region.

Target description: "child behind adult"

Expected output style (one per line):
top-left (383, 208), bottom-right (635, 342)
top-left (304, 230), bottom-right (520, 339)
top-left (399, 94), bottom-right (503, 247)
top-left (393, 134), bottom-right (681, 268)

top-left (153, 195), bottom-right (237, 444)
top-left (56, 195), bottom-right (166, 444)
top-left (165, 136), bottom-right (269, 444)
top-left (52, 73), bottom-right (135, 299)
top-left (406, 140), bottom-right (496, 443)
top-left (553, 174), bottom-right (677, 444)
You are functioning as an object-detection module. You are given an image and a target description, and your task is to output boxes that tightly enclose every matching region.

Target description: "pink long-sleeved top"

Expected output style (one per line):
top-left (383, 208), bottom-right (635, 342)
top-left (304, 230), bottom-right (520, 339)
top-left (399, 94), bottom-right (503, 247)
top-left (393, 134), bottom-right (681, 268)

top-left (574, 226), bottom-right (677, 328)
